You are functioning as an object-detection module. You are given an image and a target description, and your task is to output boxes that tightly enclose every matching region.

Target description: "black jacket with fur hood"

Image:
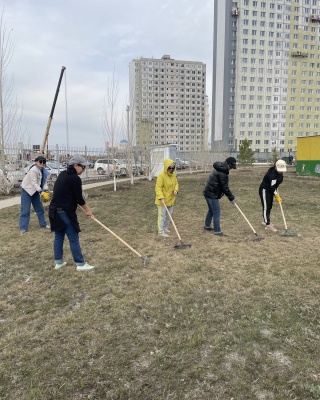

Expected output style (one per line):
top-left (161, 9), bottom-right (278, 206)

top-left (203, 162), bottom-right (235, 201)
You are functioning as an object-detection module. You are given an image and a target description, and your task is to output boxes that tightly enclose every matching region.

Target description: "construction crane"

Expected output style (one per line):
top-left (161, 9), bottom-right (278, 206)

top-left (41, 66), bottom-right (66, 155)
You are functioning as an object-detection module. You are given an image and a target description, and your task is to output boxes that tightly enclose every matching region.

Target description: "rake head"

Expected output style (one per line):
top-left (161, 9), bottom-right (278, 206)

top-left (279, 229), bottom-right (297, 237)
top-left (253, 235), bottom-right (265, 242)
top-left (174, 241), bottom-right (192, 249)
top-left (140, 256), bottom-right (149, 267)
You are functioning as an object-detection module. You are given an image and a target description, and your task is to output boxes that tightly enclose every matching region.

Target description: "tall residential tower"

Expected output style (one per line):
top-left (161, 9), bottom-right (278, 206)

top-left (129, 55), bottom-right (208, 152)
top-left (212, 0), bottom-right (320, 155)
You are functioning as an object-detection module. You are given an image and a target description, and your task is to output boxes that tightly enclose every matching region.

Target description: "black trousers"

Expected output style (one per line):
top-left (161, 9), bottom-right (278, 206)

top-left (259, 187), bottom-right (273, 225)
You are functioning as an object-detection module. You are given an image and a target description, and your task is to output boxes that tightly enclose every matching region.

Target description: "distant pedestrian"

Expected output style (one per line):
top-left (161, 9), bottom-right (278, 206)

top-left (155, 159), bottom-right (179, 237)
top-left (259, 159), bottom-right (287, 232)
top-left (203, 157), bottom-right (237, 236)
top-left (288, 154), bottom-right (293, 165)
top-left (19, 155), bottom-right (51, 233)
top-left (49, 154), bottom-right (95, 271)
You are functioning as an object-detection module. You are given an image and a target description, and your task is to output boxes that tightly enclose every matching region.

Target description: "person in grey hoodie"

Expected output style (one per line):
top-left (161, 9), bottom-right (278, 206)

top-left (203, 157), bottom-right (237, 236)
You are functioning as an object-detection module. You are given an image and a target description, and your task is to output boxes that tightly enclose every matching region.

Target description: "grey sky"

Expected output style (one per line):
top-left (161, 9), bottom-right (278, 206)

top-left (5, 0), bottom-right (213, 149)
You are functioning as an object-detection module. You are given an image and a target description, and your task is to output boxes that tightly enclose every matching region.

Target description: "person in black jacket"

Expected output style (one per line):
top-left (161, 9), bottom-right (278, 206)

top-left (49, 154), bottom-right (95, 271)
top-left (203, 157), bottom-right (237, 236)
top-left (259, 159), bottom-right (286, 232)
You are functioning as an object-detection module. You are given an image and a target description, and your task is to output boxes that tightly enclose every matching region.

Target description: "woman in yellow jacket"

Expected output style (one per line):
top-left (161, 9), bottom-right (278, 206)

top-left (155, 159), bottom-right (179, 237)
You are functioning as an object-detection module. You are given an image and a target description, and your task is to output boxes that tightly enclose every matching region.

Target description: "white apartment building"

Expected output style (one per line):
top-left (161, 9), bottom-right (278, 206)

top-left (129, 55), bottom-right (208, 152)
top-left (212, 0), bottom-right (320, 155)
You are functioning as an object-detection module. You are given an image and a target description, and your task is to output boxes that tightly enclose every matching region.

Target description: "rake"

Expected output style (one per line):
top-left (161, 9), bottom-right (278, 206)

top-left (278, 201), bottom-right (297, 237)
top-left (163, 204), bottom-right (191, 249)
top-left (79, 207), bottom-right (148, 266)
top-left (234, 203), bottom-right (264, 241)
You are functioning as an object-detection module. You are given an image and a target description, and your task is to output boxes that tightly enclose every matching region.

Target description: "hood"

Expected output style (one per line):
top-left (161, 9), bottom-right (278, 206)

top-left (164, 158), bottom-right (175, 172)
top-left (213, 161), bottom-right (229, 174)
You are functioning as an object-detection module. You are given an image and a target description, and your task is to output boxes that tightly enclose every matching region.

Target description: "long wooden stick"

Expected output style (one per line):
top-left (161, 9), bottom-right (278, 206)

top-left (279, 202), bottom-right (288, 230)
top-left (79, 206), bottom-right (143, 258)
top-left (234, 203), bottom-right (258, 235)
top-left (163, 203), bottom-right (182, 240)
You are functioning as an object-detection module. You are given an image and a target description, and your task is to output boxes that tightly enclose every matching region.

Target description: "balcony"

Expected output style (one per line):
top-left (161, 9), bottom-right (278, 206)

top-left (309, 14), bottom-right (320, 22)
top-left (231, 7), bottom-right (239, 17)
top-left (291, 51), bottom-right (308, 58)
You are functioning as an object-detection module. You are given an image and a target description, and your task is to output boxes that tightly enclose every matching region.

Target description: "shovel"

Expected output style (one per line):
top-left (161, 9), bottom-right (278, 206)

top-left (163, 204), bottom-right (191, 249)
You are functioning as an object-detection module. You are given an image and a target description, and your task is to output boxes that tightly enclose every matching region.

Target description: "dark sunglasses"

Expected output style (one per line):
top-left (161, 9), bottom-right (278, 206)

top-left (79, 164), bottom-right (86, 170)
top-left (168, 166), bottom-right (175, 170)
top-left (38, 160), bottom-right (46, 164)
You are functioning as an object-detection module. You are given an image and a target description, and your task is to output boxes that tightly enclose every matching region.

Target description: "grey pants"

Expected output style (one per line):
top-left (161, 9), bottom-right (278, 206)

top-left (157, 205), bottom-right (172, 234)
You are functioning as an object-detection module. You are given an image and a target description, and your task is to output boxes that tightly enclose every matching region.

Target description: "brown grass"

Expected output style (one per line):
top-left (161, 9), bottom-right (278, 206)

top-left (0, 167), bottom-right (319, 399)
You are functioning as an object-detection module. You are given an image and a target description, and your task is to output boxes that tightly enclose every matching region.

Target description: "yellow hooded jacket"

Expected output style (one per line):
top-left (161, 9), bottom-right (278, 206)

top-left (155, 158), bottom-right (179, 206)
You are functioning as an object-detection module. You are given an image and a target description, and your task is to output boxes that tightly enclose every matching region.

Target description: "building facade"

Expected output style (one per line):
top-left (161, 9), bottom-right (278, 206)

top-left (212, 0), bottom-right (320, 155)
top-left (129, 55), bottom-right (208, 152)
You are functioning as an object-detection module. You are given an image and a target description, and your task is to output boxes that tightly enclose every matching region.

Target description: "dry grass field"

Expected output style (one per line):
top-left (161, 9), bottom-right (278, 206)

top-left (0, 167), bottom-right (319, 399)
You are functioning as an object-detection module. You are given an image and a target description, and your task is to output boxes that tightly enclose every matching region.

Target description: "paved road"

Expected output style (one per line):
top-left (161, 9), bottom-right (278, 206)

top-left (0, 177), bottom-right (144, 210)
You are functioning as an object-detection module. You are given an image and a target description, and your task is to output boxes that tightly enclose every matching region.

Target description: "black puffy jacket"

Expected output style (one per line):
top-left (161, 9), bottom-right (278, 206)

top-left (203, 162), bottom-right (235, 201)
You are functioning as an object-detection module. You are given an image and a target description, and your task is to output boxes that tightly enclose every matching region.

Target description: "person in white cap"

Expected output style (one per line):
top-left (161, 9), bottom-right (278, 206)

top-left (259, 159), bottom-right (287, 232)
top-left (49, 154), bottom-right (95, 271)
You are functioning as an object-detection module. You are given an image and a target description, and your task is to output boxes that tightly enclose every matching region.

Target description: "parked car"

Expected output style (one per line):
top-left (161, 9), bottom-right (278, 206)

top-left (175, 158), bottom-right (188, 169)
top-left (0, 169), bottom-right (24, 187)
top-left (24, 162), bottom-right (64, 180)
top-left (5, 160), bottom-right (25, 171)
top-left (94, 159), bottom-right (128, 176)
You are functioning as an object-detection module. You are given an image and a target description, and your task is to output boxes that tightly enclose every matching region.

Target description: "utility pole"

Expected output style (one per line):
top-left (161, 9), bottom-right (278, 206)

top-left (127, 105), bottom-right (133, 184)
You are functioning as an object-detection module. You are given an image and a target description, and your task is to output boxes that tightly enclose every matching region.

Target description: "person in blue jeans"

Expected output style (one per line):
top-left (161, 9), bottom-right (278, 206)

top-left (48, 154), bottom-right (95, 271)
top-left (203, 157), bottom-right (237, 236)
top-left (19, 155), bottom-right (51, 233)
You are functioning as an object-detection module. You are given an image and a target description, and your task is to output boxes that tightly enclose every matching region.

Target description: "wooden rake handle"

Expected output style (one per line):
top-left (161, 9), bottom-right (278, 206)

top-left (234, 203), bottom-right (258, 235)
top-left (163, 203), bottom-right (182, 240)
top-left (276, 191), bottom-right (288, 230)
top-left (278, 201), bottom-right (288, 230)
top-left (79, 206), bottom-right (143, 258)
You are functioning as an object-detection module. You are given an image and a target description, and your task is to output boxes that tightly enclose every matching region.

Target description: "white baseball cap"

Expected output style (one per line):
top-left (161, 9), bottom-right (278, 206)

top-left (275, 159), bottom-right (287, 172)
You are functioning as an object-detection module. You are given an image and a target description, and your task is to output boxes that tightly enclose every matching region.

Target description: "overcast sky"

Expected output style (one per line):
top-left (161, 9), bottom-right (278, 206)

top-left (4, 0), bottom-right (213, 149)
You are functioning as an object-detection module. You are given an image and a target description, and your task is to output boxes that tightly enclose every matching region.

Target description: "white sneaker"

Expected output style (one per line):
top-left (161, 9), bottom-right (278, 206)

top-left (55, 261), bottom-right (67, 270)
top-left (165, 229), bottom-right (171, 234)
top-left (158, 232), bottom-right (170, 237)
top-left (265, 224), bottom-right (277, 232)
top-left (76, 262), bottom-right (95, 271)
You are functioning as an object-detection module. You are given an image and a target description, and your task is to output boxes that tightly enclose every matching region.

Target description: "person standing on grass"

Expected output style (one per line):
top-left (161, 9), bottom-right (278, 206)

top-left (155, 158), bottom-right (179, 237)
top-left (19, 155), bottom-right (51, 233)
top-left (259, 159), bottom-right (287, 232)
top-left (203, 157), bottom-right (237, 236)
top-left (49, 154), bottom-right (95, 271)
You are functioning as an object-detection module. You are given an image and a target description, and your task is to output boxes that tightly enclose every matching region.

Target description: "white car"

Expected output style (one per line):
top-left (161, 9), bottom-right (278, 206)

top-left (24, 162), bottom-right (64, 180)
top-left (0, 169), bottom-right (24, 187)
top-left (94, 159), bottom-right (128, 176)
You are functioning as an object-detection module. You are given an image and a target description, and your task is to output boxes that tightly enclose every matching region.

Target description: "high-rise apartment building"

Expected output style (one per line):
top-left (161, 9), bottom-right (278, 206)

top-left (212, 0), bottom-right (320, 155)
top-left (129, 55), bottom-right (208, 152)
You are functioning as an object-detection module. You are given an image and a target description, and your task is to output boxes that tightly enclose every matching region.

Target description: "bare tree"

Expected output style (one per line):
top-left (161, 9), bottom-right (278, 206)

top-left (0, 10), bottom-right (24, 194)
top-left (102, 70), bottom-right (122, 191)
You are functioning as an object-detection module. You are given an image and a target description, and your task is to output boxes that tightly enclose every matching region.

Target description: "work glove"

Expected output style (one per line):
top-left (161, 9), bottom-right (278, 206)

top-left (231, 199), bottom-right (236, 205)
top-left (274, 194), bottom-right (282, 204)
top-left (41, 191), bottom-right (51, 202)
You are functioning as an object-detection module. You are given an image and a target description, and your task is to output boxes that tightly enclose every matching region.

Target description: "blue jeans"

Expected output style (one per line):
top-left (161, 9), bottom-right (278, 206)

top-left (204, 197), bottom-right (221, 233)
top-left (54, 211), bottom-right (84, 265)
top-left (19, 189), bottom-right (47, 231)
